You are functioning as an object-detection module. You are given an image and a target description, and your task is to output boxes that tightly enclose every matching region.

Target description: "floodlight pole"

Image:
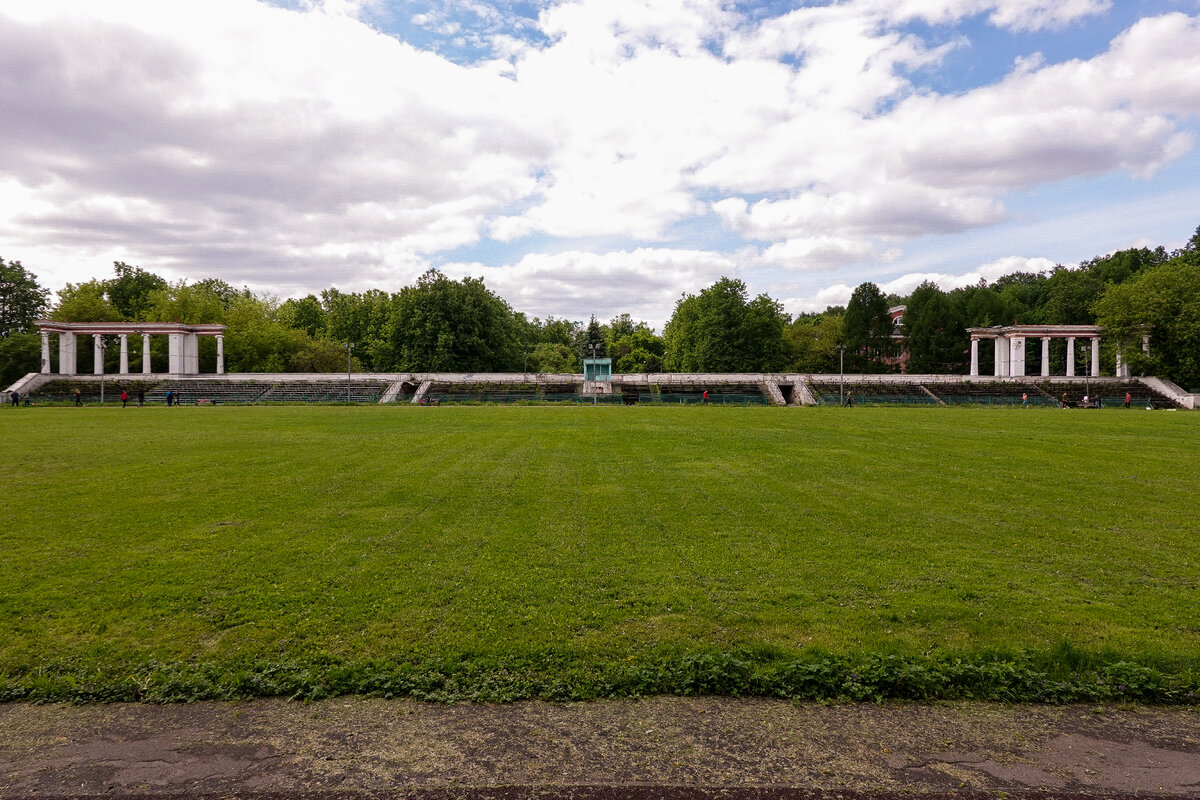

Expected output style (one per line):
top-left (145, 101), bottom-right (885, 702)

top-left (838, 344), bottom-right (845, 406)
top-left (345, 342), bottom-right (354, 404)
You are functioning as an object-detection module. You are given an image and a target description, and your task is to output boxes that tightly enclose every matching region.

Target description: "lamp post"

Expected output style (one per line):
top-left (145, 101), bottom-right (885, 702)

top-left (838, 344), bottom-right (845, 407)
top-left (345, 342), bottom-right (354, 404)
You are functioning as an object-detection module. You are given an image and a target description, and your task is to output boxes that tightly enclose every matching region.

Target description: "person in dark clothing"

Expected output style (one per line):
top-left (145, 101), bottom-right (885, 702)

top-left (138, 389), bottom-right (145, 407)
top-left (9, 390), bottom-right (18, 408)
top-left (165, 390), bottom-right (173, 407)
top-left (74, 389), bottom-right (82, 406)
top-left (843, 390), bottom-right (853, 408)
top-left (1125, 392), bottom-right (1132, 409)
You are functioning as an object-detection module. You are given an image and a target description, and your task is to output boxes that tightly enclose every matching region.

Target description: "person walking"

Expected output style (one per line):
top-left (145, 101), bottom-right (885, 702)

top-left (1060, 391), bottom-right (1068, 408)
top-left (120, 390), bottom-right (129, 408)
top-left (702, 389), bottom-right (708, 405)
top-left (138, 389), bottom-right (145, 407)
top-left (1021, 392), bottom-right (1028, 408)
top-left (165, 390), bottom-right (173, 407)
top-left (1125, 391), bottom-right (1132, 409)
top-left (9, 390), bottom-right (18, 408)
top-left (843, 390), bottom-right (854, 408)
top-left (74, 389), bottom-right (82, 406)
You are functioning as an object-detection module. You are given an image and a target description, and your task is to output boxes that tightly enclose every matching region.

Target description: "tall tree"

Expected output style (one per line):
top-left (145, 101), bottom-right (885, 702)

top-left (662, 277), bottom-right (788, 372)
top-left (785, 310), bottom-right (844, 373)
top-left (1095, 257), bottom-right (1200, 391)
top-left (104, 262), bottom-right (167, 320)
top-left (903, 281), bottom-right (966, 373)
top-left (0, 258), bottom-right (50, 337)
top-left (842, 282), bottom-right (893, 372)
top-left (382, 270), bottom-right (524, 372)
top-left (52, 280), bottom-right (122, 322)
top-left (577, 315), bottom-right (607, 360)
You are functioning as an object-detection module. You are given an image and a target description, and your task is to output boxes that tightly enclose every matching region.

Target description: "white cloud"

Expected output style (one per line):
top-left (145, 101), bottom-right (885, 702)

top-left (1, 0), bottom-right (1199, 326)
top-left (442, 247), bottom-right (742, 329)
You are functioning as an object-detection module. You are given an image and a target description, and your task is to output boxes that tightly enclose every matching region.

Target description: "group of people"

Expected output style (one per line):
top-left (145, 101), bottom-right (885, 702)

top-left (69, 388), bottom-right (154, 406)
top-left (8, 390), bottom-right (27, 407)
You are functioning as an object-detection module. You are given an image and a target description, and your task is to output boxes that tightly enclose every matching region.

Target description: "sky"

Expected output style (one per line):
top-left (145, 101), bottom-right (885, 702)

top-left (3, 0), bottom-right (1200, 329)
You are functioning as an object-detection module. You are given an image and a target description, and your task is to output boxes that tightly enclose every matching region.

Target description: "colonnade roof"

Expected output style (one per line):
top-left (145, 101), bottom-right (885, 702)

top-left (37, 320), bottom-right (226, 335)
top-left (967, 324), bottom-right (1102, 337)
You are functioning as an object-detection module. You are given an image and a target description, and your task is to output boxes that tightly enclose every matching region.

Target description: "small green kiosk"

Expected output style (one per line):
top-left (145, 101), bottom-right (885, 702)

top-left (582, 357), bottom-right (612, 383)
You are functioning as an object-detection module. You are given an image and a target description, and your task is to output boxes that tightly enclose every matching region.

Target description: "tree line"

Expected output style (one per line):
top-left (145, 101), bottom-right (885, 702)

top-left (2, 224), bottom-right (1198, 390)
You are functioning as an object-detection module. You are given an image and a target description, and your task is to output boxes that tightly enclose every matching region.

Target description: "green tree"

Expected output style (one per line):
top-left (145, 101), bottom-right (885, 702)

top-left (662, 277), bottom-right (788, 372)
top-left (0, 333), bottom-right (40, 385)
top-left (529, 342), bottom-right (577, 373)
top-left (319, 288), bottom-right (393, 371)
top-left (842, 282), bottom-right (893, 372)
top-left (52, 280), bottom-right (122, 322)
top-left (143, 281), bottom-right (229, 324)
top-left (383, 270), bottom-right (524, 372)
top-left (903, 282), bottom-right (966, 373)
top-left (280, 294), bottom-right (327, 338)
top-left (612, 326), bottom-right (665, 373)
top-left (784, 311), bottom-right (844, 373)
top-left (1095, 257), bottom-right (1200, 391)
top-left (577, 315), bottom-right (607, 361)
top-left (0, 258), bottom-right (50, 337)
top-left (1036, 266), bottom-right (1102, 325)
top-left (104, 262), bottom-right (167, 320)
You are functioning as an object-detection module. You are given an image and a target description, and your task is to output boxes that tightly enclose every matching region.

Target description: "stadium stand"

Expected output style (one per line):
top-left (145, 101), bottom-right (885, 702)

top-left (148, 380), bottom-right (271, 405)
top-left (649, 379), bottom-right (770, 405)
top-left (260, 381), bottom-right (388, 404)
top-left (933, 381), bottom-right (1051, 406)
top-left (806, 380), bottom-right (935, 405)
top-left (424, 381), bottom-right (543, 404)
top-left (1036, 380), bottom-right (1178, 409)
top-left (29, 378), bottom-right (162, 405)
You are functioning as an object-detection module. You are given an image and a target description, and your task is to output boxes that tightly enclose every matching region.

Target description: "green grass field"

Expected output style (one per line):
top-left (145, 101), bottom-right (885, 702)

top-left (2, 404), bottom-right (1198, 702)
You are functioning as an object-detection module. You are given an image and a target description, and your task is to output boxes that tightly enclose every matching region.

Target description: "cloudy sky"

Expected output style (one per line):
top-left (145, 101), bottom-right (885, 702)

top-left (3, 0), bottom-right (1200, 328)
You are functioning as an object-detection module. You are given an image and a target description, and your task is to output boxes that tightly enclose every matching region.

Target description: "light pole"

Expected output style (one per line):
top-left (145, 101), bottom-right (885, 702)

top-left (838, 344), bottom-right (845, 407)
top-left (345, 342), bottom-right (354, 404)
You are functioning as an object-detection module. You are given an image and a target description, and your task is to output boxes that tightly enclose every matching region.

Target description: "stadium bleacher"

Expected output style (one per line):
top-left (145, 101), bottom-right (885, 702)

top-left (806, 380), bottom-right (935, 405)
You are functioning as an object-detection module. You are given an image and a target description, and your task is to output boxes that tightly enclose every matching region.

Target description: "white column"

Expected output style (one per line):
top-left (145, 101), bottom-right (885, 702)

top-left (41, 333), bottom-right (51, 373)
top-left (1009, 336), bottom-right (1026, 377)
top-left (1066, 337), bottom-right (1075, 377)
top-left (969, 338), bottom-right (979, 376)
top-left (216, 335), bottom-right (225, 375)
top-left (184, 333), bottom-right (199, 374)
top-left (1142, 334), bottom-right (1150, 355)
top-left (1091, 337), bottom-right (1100, 377)
top-left (119, 334), bottom-right (129, 374)
top-left (1040, 337), bottom-right (1050, 377)
top-left (142, 334), bottom-right (152, 375)
top-left (59, 332), bottom-right (77, 375)
top-left (994, 335), bottom-right (1010, 377)
top-left (1115, 350), bottom-right (1126, 378)
top-left (168, 333), bottom-right (183, 374)
top-left (93, 334), bottom-right (104, 375)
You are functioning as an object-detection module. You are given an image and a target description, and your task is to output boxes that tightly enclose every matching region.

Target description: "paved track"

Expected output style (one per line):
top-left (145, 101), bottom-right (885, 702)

top-left (2, 699), bottom-right (1197, 797)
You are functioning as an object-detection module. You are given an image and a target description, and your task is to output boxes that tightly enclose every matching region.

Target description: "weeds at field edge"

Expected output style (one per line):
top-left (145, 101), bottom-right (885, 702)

top-left (2, 648), bottom-right (1196, 705)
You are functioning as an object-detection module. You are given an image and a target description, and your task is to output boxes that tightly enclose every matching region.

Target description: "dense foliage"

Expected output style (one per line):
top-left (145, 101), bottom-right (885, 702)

top-left (4, 224), bottom-right (1200, 389)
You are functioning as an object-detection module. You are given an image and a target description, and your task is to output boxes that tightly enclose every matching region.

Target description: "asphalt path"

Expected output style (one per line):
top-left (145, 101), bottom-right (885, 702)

top-left (1, 699), bottom-right (1198, 798)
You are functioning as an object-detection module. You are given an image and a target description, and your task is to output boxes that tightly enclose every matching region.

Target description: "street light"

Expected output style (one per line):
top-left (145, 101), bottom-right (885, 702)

top-left (345, 342), bottom-right (354, 404)
top-left (838, 344), bottom-right (845, 407)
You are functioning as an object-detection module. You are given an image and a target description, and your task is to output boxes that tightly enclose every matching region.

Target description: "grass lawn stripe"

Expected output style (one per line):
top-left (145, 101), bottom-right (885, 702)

top-left (1, 404), bottom-right (1197, 702)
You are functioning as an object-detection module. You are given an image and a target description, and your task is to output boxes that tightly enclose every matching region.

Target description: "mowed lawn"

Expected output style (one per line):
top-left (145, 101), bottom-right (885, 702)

top-left (2, 403), bottom-right (1198, 699)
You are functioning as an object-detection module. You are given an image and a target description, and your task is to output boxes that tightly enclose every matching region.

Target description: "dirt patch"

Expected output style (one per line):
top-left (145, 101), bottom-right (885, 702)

top-left (0, 699), bottom-right (1197, 796)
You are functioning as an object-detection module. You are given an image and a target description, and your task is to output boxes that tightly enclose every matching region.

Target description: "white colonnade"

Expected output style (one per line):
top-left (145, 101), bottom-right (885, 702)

top-left (968, 325), bottom-right (1108, 378)
top-left (36, 321), bottom-right (226, 377)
